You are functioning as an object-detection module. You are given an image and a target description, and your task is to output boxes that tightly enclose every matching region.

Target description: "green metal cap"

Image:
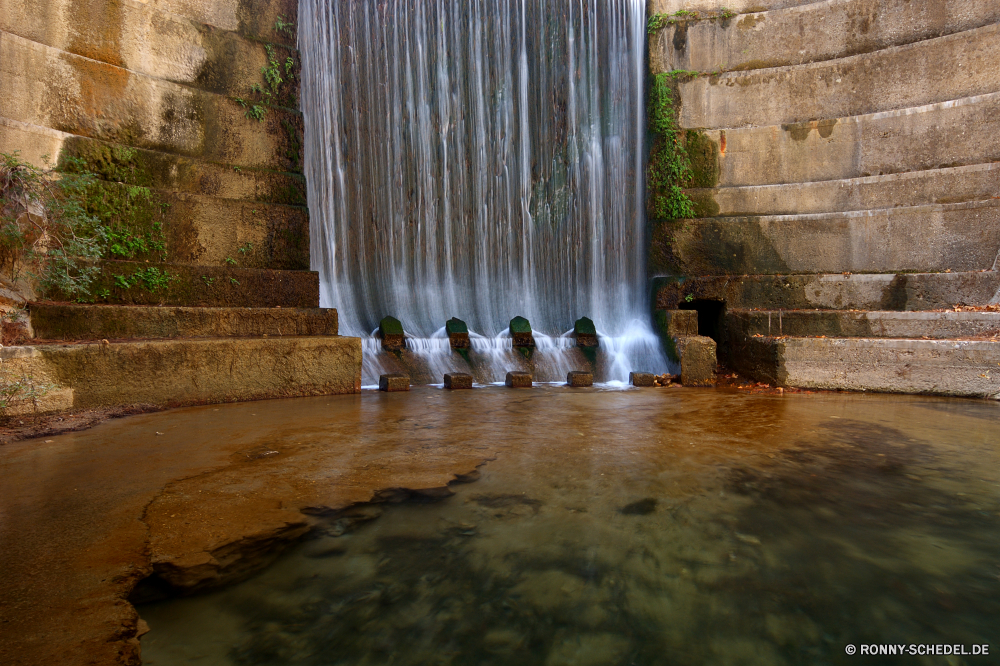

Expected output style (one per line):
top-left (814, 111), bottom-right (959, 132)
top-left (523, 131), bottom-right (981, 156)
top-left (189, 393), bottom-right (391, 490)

top-left (379, 315), bottom-right (404, 336)
top-left (446, 317), bottom-right (468, 335)
top-left (509, 316), bottom-right (532, 334)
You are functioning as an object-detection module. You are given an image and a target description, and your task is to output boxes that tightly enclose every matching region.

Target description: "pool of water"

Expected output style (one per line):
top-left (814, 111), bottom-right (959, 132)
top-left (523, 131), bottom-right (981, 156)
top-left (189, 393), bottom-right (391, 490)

top-left (138, 388), bottom-right (1000, 665)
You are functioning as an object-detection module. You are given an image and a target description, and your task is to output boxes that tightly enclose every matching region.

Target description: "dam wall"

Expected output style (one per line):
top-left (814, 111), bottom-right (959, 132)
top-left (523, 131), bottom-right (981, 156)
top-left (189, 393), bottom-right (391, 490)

top-left (0, 0), bottom-right (361, 412)
top-left (648, 0), bottom-right (1000, 396)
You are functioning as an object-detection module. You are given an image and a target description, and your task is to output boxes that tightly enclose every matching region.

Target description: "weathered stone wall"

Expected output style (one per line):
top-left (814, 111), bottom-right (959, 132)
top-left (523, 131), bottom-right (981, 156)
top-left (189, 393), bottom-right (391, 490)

top-left (647, 0), bottom-right (1000, 283)
top-left (0, 0), bottom-right (307, 281)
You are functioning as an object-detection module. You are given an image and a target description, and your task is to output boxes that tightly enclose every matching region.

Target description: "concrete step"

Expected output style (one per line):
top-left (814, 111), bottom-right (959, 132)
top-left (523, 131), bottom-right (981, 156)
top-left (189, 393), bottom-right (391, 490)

top-left (0, 335), bottom-right (360, 412)
top-left (727, 309), bottom-right (1000, 340)
top-left (29, 304), bottom-right (338, 341)
top-left (688, 162), bottom-right (1000, 218)
top-left (673, 21), bottom-right (1000, 129)
top-left (651, 199), bottom-right (1000, 276)
top-left (0, 30), bottom-right (302, 173)
top-left (651, 0), bottom-right (818, 14)
top-left (694, 92), bottom-right (1000, 188)
top-left (652, 0), bottom-right (1000, 75)
top-left (654, 271), bottom-right (1000, 312)
top-left (44, 261), bottom-right (320, 308)
top-left (732, 336), bottom-right (1000, 398)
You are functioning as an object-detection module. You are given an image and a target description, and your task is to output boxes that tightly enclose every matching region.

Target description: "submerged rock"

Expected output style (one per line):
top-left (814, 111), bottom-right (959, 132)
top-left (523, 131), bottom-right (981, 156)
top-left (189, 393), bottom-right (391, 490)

top-left (619, 498), bottom-right (658, 515)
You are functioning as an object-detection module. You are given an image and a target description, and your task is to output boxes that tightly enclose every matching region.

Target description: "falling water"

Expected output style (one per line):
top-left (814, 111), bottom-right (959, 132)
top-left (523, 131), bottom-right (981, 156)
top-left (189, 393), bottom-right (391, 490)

top-left (299, 0), bottom-right (668, 383)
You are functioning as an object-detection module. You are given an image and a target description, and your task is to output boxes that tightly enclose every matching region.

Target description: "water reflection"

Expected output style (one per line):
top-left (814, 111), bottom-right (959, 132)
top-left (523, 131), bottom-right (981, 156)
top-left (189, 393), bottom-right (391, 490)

top-left (139, 390), bottom-right (1000, 666)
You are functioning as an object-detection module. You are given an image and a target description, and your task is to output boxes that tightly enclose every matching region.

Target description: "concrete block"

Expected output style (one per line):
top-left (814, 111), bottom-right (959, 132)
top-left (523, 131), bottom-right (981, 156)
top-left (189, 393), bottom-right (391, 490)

top-left (509, 316), bottom-right (534, 348)
top-left (740, 337), bottom-right (1000, 398)
top-left (446, 318), bottom-right (470, 349)
top-left (677, 336), bottom-right (717, 386)
top-left (726, 309), bottom-right (1000, 340)
top-left (673, 22), bottom-right (1000, 129)
top-left (505, 371), bottom-right (532, 388)
top-left (566, 371), bottom-right (593, 387)
top-left (379, 316), bottom-right (405, 351)
top-left (574, 317), bottom-right (598, 348)
top-left (379, 374), bottom-right (409, 392)
top-left (654, 272), bottom-right (1000, 313)
top-left (443, 373), bottom-right (473, 390)
top-left (651, 0), bottom-right (1000, 75)
top-left (655, 309), bottom-right (699, 337)
top-left (29, 304), bottom-right (338, 341)
top-left (629, 372), bottom-right (656, 387)
top-left (652, 200), bottom-right (1000, 276)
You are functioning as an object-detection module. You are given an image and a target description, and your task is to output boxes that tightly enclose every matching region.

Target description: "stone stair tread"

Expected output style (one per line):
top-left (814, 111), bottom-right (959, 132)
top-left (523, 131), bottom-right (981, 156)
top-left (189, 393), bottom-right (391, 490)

top-left (29, 303), bottom-right (338, 341)
top-left (728, 308), bottom-right (1000, 340)
top-left (733, 335), bottom-right (1000, 398)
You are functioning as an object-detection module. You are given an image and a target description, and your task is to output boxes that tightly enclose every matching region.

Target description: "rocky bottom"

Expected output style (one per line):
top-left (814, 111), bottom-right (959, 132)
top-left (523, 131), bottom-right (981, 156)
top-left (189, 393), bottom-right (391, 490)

top-left (138, 391), bottom-right (1000, 666)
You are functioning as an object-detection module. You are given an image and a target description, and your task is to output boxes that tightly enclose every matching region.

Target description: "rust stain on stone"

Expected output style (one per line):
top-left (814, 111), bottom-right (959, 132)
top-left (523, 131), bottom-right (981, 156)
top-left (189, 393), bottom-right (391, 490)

top-left (67, 0), bottom-right (126, 67)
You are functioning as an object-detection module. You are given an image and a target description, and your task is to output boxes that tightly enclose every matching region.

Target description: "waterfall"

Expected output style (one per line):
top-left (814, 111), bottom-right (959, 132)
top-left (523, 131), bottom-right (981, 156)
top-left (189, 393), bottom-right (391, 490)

top-left (300, 0), bottom-right (668, 384)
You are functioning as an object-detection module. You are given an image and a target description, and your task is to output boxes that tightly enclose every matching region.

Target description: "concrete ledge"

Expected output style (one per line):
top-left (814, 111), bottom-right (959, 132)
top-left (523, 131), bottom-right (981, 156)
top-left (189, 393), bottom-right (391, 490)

top-left (676, 22), bottom-right (1000, 129)
top-left (0, 30), bottom-right (303, 172)
top-left (742, 337), bottom-right (1000, 398)
top-left (650, 0), bottom-right (815, 13)
top-left (29, 336), bottom-right (361, 409)
top-left (689, 162), bottom-right (1000, 217)
top-left (653, 200), bottom-right (1000, 275)
top-left (29, 304), bottom-right (337, 340)
top-left (45, 262), bottom-right (320, 308)
top-left (0, 0), bottom-right (300, 100)
top-left (700, 92), bottom-right (1000, 188)
top-left (652, 0), bottom-right (1000, 74)
top-left (654, 272), bottom-right (1000, 312)
top-left (727, 309), bottom-right (1000, 340)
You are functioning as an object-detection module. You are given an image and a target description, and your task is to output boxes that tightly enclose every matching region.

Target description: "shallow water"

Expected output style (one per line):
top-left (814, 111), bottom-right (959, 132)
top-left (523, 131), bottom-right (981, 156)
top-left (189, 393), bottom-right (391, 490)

top-left (139, 388), bottom-right (1000, 666)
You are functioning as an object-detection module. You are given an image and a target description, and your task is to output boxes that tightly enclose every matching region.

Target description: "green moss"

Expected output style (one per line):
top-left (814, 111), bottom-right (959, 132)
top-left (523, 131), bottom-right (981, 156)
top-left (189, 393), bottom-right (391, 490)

top-left (647, 74), bottom-right (695, 221)
top-left (574, 317), bottom-right (596, 336)
top-left (446, 317), bottom-right (468, 335)
top-left (684, 130), bottom-right (720, 189)
top-left (379, 316), bottom-right (404, 336)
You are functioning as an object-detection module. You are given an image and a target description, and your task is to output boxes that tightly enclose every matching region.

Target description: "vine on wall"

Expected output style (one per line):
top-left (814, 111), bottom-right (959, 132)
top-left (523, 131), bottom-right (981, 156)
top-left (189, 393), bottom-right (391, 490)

top-left (647, 73), bottom-right (695, 220)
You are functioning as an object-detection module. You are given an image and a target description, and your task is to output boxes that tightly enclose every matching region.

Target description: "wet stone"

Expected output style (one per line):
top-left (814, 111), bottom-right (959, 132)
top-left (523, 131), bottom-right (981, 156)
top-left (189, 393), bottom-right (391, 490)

top-left (574, 317), bottom-right (598, 348)
top-left (505, 371), bottom-right (532, 388)
top-left (379, 316), bottom-right (406, 351)
top-left (566, 371), bottom-right (593, 387)
top-left (509, 316), bottom-right (535, 348)
top-left (379, 374), bottom-right (410, 392)
top-left (630, 372), bottom-right (655, 387)
top-left (444, 373), bottom-right (473, 390)
top-left (446, 317), bottom-right (470, 349)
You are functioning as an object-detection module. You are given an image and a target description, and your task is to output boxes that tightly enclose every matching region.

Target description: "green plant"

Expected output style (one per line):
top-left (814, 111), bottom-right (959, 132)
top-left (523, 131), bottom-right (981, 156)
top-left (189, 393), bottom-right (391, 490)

top-left (112, 267), bottom-right (173, 293)
top-left (667, 69), bottom-right (700, 80)
top-left (201, 275), bottom-right (215, 286)
top-left (238, 242), bottom-right (254, 256)
top-left (684, 294), bottom-right (695, 303)
top-left (233, 44), bottom-right (296, 121)
top-left (647, 74), bottom-right (696, 220)
top-left (1, 152), bottom-right (106, 299)
top-left (224, 256), bottom-right (236, 265)
top-left (719, 7), bottom-right (736, 19)
top-left (275, 14), bottom-right (295, 37)
top-left (648, 9), bottom-right (700, 33)
top-left (229, 277), bottom-right (240, 286)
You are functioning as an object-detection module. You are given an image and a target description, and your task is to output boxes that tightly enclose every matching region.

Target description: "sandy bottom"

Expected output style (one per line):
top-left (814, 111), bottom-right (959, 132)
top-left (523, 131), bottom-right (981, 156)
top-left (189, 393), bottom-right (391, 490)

top-left (137, 388), bottom-right (1000, 666)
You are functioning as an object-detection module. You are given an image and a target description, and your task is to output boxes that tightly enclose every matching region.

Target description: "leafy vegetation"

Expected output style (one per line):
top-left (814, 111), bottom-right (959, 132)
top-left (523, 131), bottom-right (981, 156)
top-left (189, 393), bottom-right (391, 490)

top-left (648, 8), bottom-right (734, 33)
top-left (647, 74), bottom-right (696, 220)
top-left (275, 15), bottom-right (295, 37)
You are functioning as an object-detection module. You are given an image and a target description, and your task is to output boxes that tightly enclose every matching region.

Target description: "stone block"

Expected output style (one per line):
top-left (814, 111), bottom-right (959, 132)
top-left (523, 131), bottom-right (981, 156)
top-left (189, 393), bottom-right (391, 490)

top-left (443, 373), bottom-right (473, 390)
top-left (566, 371), bottom-right (593, 387)
top-left (629, 372), bottom-right (655, 387)
top-left (574, 317), bottom-right (598, 348)
top-left (379, 373), bottom-right (409, 392)
top-left (446, 317), bottom-right (470, 349)
top-left (676, 336), bottom-right (717, 386)
top-left (509, 316), bottom-right (534, 348)
top-left (505, 371), bottom-right (532, 388)
top-left (655, 309), bottom-right (699, 337)
top-left (379, 316), bottom-right (405, 351)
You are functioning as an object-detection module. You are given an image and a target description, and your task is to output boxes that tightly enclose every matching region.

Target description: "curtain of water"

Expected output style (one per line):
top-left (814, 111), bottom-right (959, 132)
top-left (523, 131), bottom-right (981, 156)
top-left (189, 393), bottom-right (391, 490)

top-left (300, 0), bottom-right (668, 382)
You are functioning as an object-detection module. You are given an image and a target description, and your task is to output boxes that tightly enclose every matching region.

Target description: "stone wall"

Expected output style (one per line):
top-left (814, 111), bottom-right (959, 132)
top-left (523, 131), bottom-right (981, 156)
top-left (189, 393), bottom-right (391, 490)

top-left (647, 0), bottom-right (1000, 283)
top-left (0, 0), bottom-right (308, 289)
